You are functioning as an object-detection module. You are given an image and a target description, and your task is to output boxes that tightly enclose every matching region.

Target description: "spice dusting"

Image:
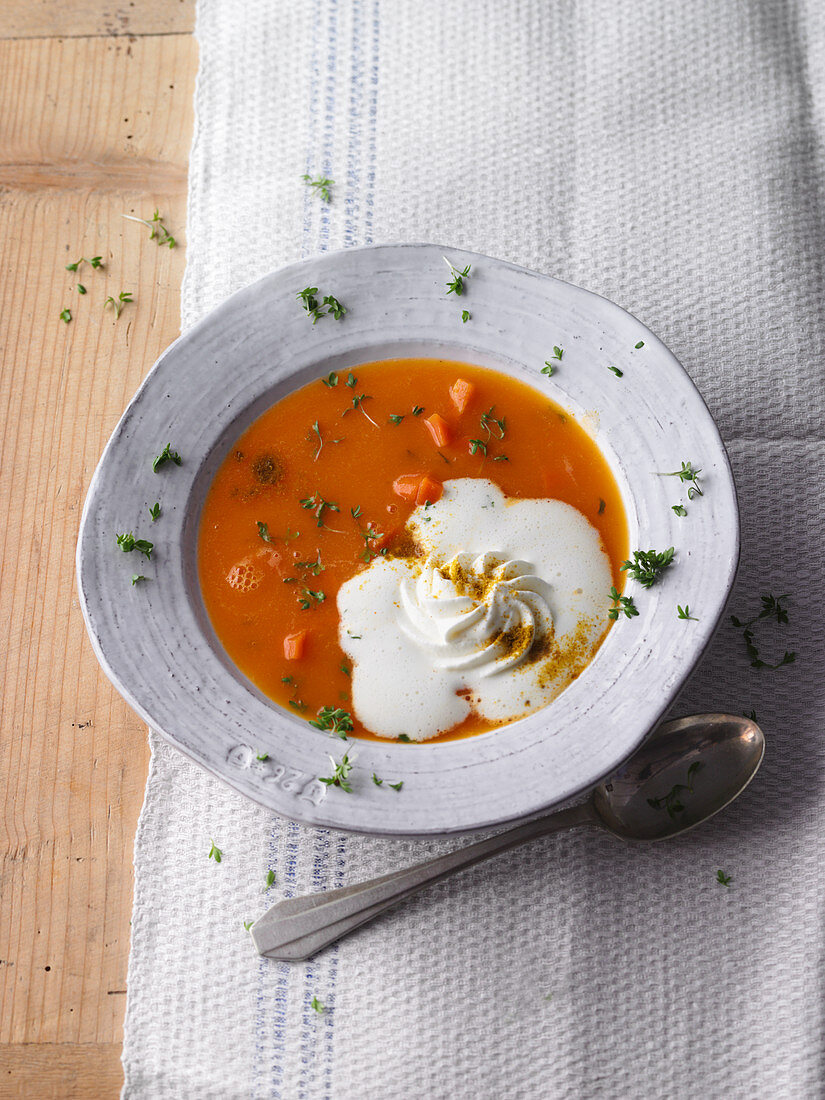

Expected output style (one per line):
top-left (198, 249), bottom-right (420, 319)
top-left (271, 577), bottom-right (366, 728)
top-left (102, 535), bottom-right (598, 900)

top-left (251, 453), bottom-right (284, 485)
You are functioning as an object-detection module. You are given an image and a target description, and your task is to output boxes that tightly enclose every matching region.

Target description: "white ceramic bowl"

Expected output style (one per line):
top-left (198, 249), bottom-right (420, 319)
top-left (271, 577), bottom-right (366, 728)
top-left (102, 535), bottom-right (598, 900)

top-left (76, 243), bottom-right (738, 835)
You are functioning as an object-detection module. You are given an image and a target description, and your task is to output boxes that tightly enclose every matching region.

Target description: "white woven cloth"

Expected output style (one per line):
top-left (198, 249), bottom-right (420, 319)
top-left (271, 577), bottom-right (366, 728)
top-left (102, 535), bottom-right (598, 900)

top-left (122, 2), bottom-right (825, 1096)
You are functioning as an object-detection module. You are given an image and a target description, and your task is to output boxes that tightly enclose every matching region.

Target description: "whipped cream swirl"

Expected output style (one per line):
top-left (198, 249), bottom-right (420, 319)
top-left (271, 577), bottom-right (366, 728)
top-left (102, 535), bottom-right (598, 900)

top-left (399, 553), bottom-right (555, 676)
top-left (338, 478), bottom-right (612, 741)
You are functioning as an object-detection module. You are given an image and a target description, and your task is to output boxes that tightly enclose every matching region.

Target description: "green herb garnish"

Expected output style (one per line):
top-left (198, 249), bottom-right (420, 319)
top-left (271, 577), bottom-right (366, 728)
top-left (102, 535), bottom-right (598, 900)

top-left (77, 284), bottom-right (87, 295)
top-left (296, 549), bottom-right (324, 576)
top-left (677, 604), bottom-right (698, 621)
top-left (647, 761), bottom-right (702, 819)
top-left (243, 920), bottom-right (254, 931)
top-left (389, 414), bottom-right (404, 424)
top-left (298, 587), bottom-right (325, 610)
top-left (389, 781), bottom-right (403, 791)
top-left (343, 392), bottom-right (379, 427)
top-left (297, 286), bottom-right (324, 323)
top-left (412, 405), bottom-right (424, 416)
top-left (309, 706), bottom-right (354, 738)
top-left (672, 504), bottom-right (687, 517)
top-left (297, 289), bottom-right (346, 324)
top-left (300, 493), bottom-right (340, 528)
top-left (620, 547), bottom-right (675, 588)
top-left (716, 870), bottom-right (732, 887)
top-left (208, 840), bottom-right (222, 863)
top-left (310, 420), bottom-right (324, 461)
top-left (264, 869), bottom-right (276, 890)
top-left (398, 734), bottom-right (412, 743)
top-left (372, 773), bottom-right (383, 786)
top-left (321, 372), bottom-right (338, 387)
top-left (66, 256), bottom-right (104, 272)
top-left (469, 439), bottom-right (487, 456)
top-left (662, 461), bottom-right (703, 500)
top-left (301, 174), bottom-right (334, 203)
top-left (461, 310), bottom-right (471, 323)
top-left (731, 594), bottom-right (796, 669)
top-left (152, 443), bottom-right (182, 472)
top-left (59, 308), bottom-right (72, 323)
top-left (256, 752), bottom-right (269, 762)
top-left (131, 574), bottom-right (148, 585)
top-left (122, 209), bottom-right (176, 247)
top-left (311, 996), bottom-right (326, 1013)
top-left (444, 257), bottom-right (471, 296)
top-left (104, 291), bottom-right (133, 319)
top-left (149, 502), bottom-right (161, 522)
top-left (323, 294), bottom-right (346, 319)
top-left (479, 406), bottom-right (506, 440)
top-left (607, 365), bottom-right (623, 377)
top-left (116, 532), bottom-right (153, 559)
top-left (319, 753), bottom-right (354, 792)
top-left (634, 340), bottom-right (645, 349)
top-left (608, 586), bottom-right (639, 620)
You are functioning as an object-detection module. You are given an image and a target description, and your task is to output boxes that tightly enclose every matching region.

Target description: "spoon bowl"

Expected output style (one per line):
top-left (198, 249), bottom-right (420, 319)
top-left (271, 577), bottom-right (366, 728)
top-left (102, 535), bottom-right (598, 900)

top-left (251, 713), bottom-right (765, 961)
top-left (594, 712), bottom-right (765, 841)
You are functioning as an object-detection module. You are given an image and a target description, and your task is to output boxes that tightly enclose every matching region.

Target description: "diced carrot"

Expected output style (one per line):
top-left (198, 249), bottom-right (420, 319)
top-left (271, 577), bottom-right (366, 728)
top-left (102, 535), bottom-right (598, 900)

top-left (424, 412), bottom-right (453, 448)
top-left (392, 474), bottom-right (422, 501)
top-left (449, 378), bottom-right (475, 415)
top-left (283, 631), bottom-right (308, 660)
top-left (415, 475), bottom-right (443, 506)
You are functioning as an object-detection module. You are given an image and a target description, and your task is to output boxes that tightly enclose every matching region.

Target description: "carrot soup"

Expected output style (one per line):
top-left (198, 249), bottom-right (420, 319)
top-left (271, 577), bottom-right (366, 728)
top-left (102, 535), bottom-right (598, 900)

top-left (197, 358), bottom-right (628, 743)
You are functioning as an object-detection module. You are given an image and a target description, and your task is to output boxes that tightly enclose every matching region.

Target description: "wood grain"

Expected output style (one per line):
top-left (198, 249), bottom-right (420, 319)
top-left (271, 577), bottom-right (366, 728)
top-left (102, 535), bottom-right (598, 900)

top-left (0, 1044), bottom-right (122, 1099)
top-left (0, 2), bottom-right (194, 41)
top-left (0, 22), bottom-right (196, 1096)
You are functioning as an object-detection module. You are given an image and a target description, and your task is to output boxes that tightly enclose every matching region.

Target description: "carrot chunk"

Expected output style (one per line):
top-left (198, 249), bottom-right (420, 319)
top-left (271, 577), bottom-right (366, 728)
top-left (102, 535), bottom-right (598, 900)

top-left (283, 631), bottom-right (308, 660)
top-left (449, 378), bottom-right (475, 415)
top-left (392, 474), bottom-right (422, 501)
top-left (424, 412), bottom-right (453, 448)
top-left (415, 475), bottom-right (443, 506)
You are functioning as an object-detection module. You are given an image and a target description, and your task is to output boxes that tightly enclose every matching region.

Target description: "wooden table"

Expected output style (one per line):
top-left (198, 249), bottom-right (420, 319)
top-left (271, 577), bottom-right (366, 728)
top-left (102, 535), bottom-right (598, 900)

top-left (1, 4), bottom-right (196, 1095)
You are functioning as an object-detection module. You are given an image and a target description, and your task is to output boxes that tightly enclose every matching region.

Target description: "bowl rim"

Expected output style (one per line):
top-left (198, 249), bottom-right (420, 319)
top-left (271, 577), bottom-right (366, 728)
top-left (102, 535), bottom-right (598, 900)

top-left (76, 242), bottom-right (740, 836)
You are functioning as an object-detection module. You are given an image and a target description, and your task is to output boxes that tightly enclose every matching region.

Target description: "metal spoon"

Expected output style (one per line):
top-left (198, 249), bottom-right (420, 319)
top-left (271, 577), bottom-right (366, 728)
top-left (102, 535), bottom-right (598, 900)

top-left (251, 713), bottom-right (764, 961)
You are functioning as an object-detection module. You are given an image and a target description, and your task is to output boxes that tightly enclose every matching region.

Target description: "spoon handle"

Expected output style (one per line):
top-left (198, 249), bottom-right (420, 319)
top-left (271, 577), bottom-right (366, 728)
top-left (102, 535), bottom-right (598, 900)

top-left (250, 800), bottom-right (597, 961)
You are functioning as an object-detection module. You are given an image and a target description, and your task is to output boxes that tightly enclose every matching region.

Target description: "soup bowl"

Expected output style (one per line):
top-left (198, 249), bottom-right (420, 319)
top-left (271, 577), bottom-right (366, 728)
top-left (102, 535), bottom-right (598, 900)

top-left (76, 243), bottom-right (738, 835)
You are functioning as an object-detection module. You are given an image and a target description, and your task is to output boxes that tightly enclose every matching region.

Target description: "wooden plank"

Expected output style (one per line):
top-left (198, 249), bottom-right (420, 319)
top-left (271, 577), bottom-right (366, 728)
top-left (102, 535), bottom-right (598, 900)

top-left (0, 2), bottom-right (195, 41)
top-left (0, 31), bottom-right (196, 1052)
top-left (0, 1043), bottom-right (122, 1099)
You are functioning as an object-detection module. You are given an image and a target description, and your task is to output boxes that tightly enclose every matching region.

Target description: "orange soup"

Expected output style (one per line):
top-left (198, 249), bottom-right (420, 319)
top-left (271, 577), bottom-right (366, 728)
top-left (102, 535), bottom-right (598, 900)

top-left (198, 359), bottom-right (628, 742)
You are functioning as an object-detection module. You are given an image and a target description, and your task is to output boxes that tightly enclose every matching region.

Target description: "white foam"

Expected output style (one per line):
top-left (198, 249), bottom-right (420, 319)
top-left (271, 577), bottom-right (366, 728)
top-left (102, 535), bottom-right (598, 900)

top-left (338, 479), bottom-right (612, 741)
